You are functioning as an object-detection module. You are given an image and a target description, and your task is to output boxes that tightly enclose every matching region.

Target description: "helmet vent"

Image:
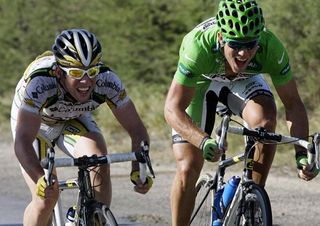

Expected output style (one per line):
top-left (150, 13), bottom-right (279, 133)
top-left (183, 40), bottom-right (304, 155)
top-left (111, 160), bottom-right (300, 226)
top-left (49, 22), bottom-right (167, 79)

top-left (239, 5), bottom-right (245, 12)
top-left (242, 25), bottom-right (248, 35)
top-left (249, 21), bottom-right (254, 31)
top-left (232, 10), bottom-right (238, 18)
top-left (241, 15), bottom-right (247, 24)
top-left (255, 18), bottom-right (260, 26)
top-left (225, 9), bottom-right (230, 16)
top-left (235, 22), bottom-right (240, 32)
top-left (245, 2), bottom-right (252, 9)
top-left (228, 20), bottom-right (234, 29)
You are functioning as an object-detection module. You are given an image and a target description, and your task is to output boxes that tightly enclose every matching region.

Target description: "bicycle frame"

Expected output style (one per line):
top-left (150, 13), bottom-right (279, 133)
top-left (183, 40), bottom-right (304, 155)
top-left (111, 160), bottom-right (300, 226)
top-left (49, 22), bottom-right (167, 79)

top-left (191, 104), bottom-right (320, 225)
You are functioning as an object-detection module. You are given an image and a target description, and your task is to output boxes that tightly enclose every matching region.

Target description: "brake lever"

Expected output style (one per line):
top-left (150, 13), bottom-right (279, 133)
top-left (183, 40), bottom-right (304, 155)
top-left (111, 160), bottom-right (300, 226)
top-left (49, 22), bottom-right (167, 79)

top-left (140, 141), bottom-right (155, 178)
top-left (46, 147), bottom-right (55, 186)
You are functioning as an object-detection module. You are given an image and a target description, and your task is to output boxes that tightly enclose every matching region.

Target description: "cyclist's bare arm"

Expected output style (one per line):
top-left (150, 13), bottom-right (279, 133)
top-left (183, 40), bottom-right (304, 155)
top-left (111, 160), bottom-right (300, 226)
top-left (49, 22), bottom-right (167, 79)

top-left (275, 79), bottom-right (309, 151)
top-left (14, 109), bottom-right (43, 183)
top-left (164, 79), bottom-right (207, 147)
top-left (111, 99), bottom-right (149, 170)
top-left (273, 79), bottom-right (314, 180)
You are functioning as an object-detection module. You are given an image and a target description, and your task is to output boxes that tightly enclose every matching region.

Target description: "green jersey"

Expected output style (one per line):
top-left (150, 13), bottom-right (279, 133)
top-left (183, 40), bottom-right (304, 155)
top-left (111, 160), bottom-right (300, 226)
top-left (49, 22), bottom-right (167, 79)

top-left (174, 18), bottom-right (292, 87)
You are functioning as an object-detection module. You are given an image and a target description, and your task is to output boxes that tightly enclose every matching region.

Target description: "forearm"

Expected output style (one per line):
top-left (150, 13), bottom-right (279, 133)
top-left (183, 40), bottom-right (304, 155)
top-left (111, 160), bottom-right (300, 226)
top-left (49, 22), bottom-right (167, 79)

top-left (164, 106), bottom-right (207, 149)
top-left (14, 140), bottom-right (44, 183)
top-left (285, 104), bottom-right (309, 155)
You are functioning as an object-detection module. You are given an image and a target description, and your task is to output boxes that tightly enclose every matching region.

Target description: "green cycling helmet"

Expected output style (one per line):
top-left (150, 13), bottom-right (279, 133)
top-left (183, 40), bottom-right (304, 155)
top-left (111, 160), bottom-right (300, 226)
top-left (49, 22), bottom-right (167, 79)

top-left (216, 0), bottom-right (265, 40)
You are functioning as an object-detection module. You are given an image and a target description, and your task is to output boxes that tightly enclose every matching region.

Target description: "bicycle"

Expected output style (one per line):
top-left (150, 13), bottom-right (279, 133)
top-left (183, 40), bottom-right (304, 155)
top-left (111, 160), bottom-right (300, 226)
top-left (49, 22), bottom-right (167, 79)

top-left (41, 141), bottom-right (155, 226)
top-left (190, 104), bottom-right (320, 226)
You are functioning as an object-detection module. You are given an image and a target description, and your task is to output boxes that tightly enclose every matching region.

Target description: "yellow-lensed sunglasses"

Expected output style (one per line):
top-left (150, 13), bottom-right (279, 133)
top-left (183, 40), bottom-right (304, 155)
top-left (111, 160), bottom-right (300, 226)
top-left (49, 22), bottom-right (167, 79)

top-left (60, 65), bottom-right (100, 80)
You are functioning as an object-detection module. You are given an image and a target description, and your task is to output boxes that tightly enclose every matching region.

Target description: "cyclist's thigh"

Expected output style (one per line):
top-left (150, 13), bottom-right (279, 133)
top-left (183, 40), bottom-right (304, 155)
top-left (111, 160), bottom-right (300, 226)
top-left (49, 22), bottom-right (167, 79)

top-left (56, 113), bottom-right (107, 158)
top-left (217, 74), bottom-right (274, 117)
top-left (229, 75), bottom-right (276, 127)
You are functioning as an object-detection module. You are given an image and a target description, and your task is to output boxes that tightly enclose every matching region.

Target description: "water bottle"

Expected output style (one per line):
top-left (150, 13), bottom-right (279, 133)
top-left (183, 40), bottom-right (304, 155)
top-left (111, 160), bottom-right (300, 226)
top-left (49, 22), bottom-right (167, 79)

top-left (65, 206), bottom-right (76, 226)
top-left (212, 219), bottom-right (222, 226)
top-left (221, 176), bottom-right (240, 210)
top-left (212, 187), bottom-right (224, 221)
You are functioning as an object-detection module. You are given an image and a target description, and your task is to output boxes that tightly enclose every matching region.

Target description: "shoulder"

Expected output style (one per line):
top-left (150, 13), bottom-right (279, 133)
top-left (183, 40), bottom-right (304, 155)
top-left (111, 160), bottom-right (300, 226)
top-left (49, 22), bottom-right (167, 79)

top-left (181, 17), bottom-right (219, 56)
top-left (259, 28), bottom-right (288, 56)
top-left (177, 18), bottom-right (219, 74)
top-left (23, 52), bottom-right (57, 82)
top-left (95, 65), bottom-right (123, 91)
top-left (257, 28), bottom-right (292, 85)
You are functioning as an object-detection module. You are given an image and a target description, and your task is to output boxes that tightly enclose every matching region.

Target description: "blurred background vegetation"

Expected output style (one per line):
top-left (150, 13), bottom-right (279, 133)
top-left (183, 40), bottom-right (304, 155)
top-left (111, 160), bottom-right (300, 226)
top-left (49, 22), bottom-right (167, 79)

top-left (0, 0), bottom-right (319, 168)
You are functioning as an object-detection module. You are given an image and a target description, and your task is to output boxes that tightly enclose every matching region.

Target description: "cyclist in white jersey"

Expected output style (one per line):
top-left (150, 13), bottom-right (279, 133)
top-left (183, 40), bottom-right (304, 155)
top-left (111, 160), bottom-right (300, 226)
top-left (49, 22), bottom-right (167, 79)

top-left (11, 29), bottom-right (153, 226)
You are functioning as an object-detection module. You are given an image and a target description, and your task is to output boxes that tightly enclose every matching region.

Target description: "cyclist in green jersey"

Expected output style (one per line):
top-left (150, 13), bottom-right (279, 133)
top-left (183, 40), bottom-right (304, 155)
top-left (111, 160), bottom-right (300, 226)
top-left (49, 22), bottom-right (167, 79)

top-left (164, 1), bottom-right (318, 225)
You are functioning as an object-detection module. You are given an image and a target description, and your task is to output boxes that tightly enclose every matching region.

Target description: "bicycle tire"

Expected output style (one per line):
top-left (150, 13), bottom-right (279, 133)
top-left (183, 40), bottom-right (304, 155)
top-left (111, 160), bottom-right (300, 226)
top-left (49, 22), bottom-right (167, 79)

top-left (226, 183), bottom-right (272, 226)
top-left (190, 173), bottom-right (215, 226)
top-left (87, 201), bottom-right (118, 226)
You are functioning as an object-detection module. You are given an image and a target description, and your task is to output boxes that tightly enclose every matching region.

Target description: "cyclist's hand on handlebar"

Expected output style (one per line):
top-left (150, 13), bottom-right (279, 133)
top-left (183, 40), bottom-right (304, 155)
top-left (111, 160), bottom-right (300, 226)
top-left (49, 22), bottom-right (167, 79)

top-left (130, 171), bottom-right (153, 194)
top-left (200, 137), bottom-right (222, 162)
top-left (36, 175), bottom-right (57, 199)
top-left (296, 156), bottom-right (319, 181)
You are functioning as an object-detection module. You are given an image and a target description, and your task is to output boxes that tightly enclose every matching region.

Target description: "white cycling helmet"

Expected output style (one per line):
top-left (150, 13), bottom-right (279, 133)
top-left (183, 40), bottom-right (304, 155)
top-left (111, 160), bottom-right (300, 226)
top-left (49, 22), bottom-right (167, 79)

top-left (52, 29), bottom-right (102, 67)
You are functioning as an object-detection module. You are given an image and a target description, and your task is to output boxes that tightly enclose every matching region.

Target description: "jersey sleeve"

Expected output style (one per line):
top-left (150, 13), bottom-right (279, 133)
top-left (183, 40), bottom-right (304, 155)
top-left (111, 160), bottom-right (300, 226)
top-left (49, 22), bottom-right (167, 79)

top-left (19, 76), bottom-right (58, 115)
top-left (94, 69), bottom-right (130, 109)
top-left (173, 33), bottom-right (209, 87)
top-left (262, 31), bottom-right (293, 86)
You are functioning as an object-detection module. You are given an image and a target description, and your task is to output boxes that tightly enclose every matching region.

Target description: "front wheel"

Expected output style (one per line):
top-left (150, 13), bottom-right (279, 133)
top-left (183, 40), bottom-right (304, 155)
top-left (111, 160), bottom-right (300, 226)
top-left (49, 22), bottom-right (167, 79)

top-left (87, 202), bottom-right (118, 226)
top-left (232, 183), bottom-right (272, 226)
top-left (190, 173), bottom-right (216, 226)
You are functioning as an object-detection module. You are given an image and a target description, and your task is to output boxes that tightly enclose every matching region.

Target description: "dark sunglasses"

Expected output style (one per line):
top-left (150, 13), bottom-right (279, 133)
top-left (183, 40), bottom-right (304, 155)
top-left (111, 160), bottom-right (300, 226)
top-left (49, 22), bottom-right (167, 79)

top-left (224, 38), bottom-right (259, 51)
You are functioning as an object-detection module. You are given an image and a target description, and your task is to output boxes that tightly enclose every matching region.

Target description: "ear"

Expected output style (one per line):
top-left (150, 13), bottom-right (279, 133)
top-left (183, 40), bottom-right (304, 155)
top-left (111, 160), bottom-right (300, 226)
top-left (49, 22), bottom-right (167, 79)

top-left (217, 32), bottom-right (224, 45)
top-left (54, 66), bottom-right (63, 79)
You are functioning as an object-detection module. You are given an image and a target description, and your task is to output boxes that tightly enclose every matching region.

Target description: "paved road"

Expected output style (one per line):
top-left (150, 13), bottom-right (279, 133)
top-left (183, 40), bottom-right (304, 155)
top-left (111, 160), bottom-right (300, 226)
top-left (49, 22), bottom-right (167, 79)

top-left (1, 140), bottom-right (320, 225)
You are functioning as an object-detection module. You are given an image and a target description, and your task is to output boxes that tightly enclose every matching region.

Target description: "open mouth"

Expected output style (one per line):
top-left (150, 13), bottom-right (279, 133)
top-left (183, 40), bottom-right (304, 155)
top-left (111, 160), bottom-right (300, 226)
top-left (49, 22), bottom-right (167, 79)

top-left (77, 87), bottom-right (90, 94)
top-left (235, 58), bottom-right (248, 68)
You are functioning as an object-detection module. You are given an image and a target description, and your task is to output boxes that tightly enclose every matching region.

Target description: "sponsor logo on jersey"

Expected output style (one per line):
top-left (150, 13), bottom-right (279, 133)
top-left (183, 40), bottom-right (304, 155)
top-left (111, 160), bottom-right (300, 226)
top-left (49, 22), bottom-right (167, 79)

top-left (96, 79), bottom-right (121, 92)
top-left (49, 102), bottom-right (98, 113)
top-left (35, 83), bottom-right (57, 94)
top-left (196, 18), bottom-right (216, 31)
top-left (178, 63), bottom-right (193, 77)
top-left (202, 72), bottom-right (255, 81)
top-left (278, 51), bottom-right (285, 64)
top-left (65, 125), bottom-right (81, 134)
top-left (32, 92), bottom-right (38, 99)
top-left (280, 63), bottom-right (290, 75)
top-left (246, 60), bottom-right (262, 71)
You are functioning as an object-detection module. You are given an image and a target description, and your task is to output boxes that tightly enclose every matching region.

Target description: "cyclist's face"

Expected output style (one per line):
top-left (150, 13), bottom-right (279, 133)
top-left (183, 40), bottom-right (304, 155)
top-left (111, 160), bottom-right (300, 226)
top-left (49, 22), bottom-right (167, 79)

top-left (57, 66), bottom-right (96, 103)
top-left (218, 33), bottom-right (259, 74)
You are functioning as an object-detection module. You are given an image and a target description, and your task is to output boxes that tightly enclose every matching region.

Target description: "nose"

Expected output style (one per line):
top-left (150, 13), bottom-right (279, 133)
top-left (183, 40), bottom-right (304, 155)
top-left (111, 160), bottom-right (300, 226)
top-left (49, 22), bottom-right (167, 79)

top-left (237, 49), bottom-right (249, 56)
top-left (79, 74), bottom-right (92, 82)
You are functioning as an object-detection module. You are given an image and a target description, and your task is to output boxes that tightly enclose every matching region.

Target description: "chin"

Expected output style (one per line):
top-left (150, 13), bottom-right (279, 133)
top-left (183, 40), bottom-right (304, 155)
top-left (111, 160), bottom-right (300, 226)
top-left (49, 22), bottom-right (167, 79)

top-left (76, 95), bottom-right (90, 103)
